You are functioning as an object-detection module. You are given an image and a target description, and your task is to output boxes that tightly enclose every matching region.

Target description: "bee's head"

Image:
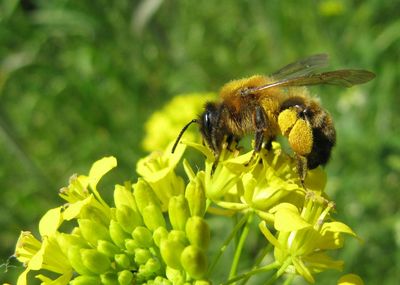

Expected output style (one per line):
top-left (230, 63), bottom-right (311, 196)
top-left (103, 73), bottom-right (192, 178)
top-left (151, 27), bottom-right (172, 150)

top-left (171, 102), bottom-right (223, 155)
top-left (199, 102), bottom-right (223, 154)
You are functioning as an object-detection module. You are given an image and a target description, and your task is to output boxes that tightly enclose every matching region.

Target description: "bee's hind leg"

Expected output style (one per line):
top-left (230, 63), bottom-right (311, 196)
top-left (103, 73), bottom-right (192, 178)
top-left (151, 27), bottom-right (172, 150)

top-left (296, 154), bottom-right (308, 188)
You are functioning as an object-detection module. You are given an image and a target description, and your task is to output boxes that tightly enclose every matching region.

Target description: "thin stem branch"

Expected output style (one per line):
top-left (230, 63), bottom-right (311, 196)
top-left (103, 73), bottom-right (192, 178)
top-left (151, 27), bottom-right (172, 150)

top-left (265, 257), bottom-right (292, 285)
top-left (222, 261), bottom-right (280, 285)
top-left (239, 243), bottom-right (273, 285)
top-left (208, 212), bottom-right (250, 275)
top-left (229, 211), bottom-right (254, 280)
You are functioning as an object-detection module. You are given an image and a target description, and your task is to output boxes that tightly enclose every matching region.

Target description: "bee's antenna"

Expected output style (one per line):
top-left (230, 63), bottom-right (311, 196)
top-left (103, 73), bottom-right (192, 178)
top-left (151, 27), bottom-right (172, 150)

top-left (171, 119), bottom-right (198, 153)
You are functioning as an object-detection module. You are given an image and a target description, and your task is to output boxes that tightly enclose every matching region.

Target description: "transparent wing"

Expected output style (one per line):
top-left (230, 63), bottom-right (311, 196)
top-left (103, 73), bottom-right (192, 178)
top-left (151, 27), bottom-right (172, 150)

top-left (270, 53), bottom-right (329, 80)
top-left (247, 69), bottom-right (375, 94)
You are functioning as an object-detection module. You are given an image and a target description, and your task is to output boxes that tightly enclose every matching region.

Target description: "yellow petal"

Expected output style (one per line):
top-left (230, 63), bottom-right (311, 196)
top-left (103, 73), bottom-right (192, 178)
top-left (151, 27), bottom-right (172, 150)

top-left (338, 274), bottom-right (364, 285)
top-left (39, 207), bottom-right (63, 236)
top-left (167, 141), bottom-right (186, 168)
top-left (274, 203), bottom-right (311, 231)
top-left (184, 141), bottom-right (214, 161)
top-left (28, 238), bottom-right (47, 270)
top-left (259, 221), bottom-right (282, 250)
top-left (303, 251), bottom-right (344, 271)
top-left (321, 222), bottom-right (357, 237)
top-left (88, 156), bottom-right (117, 190)
top-left (36, 271), bottom-right (73, 285)
top-left (16, 267), bottom-right (30, 285)
top-left (62, 196), bottom-right (93, 221)
top-left (292, 257), bottom-right (315, 283)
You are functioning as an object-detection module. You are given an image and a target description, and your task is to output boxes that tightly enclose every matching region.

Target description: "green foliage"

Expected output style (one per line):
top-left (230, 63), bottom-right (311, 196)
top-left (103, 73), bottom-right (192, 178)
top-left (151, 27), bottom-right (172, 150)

top-left (1, 0), bottom-right (399, 283)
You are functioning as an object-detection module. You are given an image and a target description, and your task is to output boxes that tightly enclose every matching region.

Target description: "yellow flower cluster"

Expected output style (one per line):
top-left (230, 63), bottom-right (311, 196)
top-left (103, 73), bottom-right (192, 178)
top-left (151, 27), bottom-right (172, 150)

top-left (142, 93), bottom-right (216, 151)
top-left (12, 94), bottom-right (364, 284)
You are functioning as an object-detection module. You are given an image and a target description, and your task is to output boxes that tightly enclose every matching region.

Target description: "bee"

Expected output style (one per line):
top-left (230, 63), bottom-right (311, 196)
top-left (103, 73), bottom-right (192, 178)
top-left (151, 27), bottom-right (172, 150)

top-left (172, 54), bottom-right (375, 183)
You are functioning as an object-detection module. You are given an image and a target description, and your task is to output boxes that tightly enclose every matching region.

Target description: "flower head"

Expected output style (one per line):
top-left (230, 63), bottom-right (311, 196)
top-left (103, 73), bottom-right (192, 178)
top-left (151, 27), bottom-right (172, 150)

top-left (260, 193), bottom-right (357, 283)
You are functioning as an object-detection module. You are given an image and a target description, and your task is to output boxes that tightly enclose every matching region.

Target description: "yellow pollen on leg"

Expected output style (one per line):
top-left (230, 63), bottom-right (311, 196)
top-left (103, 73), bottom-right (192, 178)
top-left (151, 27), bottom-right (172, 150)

top-left (288, 119), bottom-right (313, 156)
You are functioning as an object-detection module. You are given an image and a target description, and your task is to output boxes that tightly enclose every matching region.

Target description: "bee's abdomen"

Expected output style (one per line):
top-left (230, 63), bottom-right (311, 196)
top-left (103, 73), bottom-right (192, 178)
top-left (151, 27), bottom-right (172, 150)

top-left (307, 114), bottom-right (336, 169)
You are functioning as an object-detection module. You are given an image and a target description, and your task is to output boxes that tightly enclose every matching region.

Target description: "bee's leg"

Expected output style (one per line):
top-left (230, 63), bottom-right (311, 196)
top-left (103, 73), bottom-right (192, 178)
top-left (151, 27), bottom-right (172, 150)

top-left (211, 152), bottom-right (220, 175)
top-left (263, 137), bottom-right (274, 151)
top-left (296, 154), bottom-right (308, 188)
top-left (246, 106), bottom-right (268, 166)
top-left (226, 134), bottom-right (240, 152)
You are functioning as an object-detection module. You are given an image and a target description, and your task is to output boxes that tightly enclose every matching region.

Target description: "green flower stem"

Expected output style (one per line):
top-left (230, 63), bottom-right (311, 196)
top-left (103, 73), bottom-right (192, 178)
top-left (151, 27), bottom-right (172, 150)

top-left (222, 261), bottom-right (280, 285)
top-left (282, 273), bottom-right (295, 285)
top-left (265, 257), bottom-right (292, 285)
top-left (208, 212), bottom-right (250, 275)
top-left (229, 211), bottom-right (254, 280)
top-left (239, 243), bottom-right (273, 285)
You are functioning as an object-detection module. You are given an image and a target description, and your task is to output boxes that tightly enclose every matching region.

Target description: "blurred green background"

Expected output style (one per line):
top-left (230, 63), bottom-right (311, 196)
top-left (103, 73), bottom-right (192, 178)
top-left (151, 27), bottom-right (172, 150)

top-left (1, 0), bottom-right (399, 283)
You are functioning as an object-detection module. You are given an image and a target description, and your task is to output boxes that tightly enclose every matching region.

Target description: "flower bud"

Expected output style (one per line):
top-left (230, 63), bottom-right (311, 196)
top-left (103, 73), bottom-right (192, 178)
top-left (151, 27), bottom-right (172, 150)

top-left (70, 275), bottom-right (101, 285)
top-left (134, 248), bottom-right (152, 265)
top-left (142, 204), bottom-right (166, 231)
top-left (57, 232), bottom-right (88, 256)
top-left (97, 240), bottom-right (120, 258)
top-left (132, 226), bottom-right (153, 248)
top-left (180, 245), bottom-right (207, 279)
top-left (144, 257), bottom-right (161, 274)
top-left (67, 246), bottom-right (93, 276)
top-left (168, 195), bottom-right (190, 231)
top-left (166, 266), bottom-right (185, 284)
top-left (118, 270), bottom-right (134, 285)
top-left (80, 204), bottom-right (110, 227)
top-left (125, 238), bottom-right (140, 254)
top-left (114, 253), bottom-right (131, 269)
top-left (114, 183), bottom-right (137, 211)
top-left (133, 179), bottom-right (160, 214)
top-left (100, 272), bottom-right (118, 285)
top-left (109, 219), bottom-right (130, 248)
top-left (78, 219), bottom-right (110, 247)
top-left (160, 239), bottom-right (185, 269)
top-left (185, 216), bottom-right (210, 250)
top-left (81, 248), bottom-right (111, 274)
top-left (116, 205), bottom-right (142, 233)
top-left (168, 230), bottom-right (188, 245)
top-left (153, 227), bottom-right (168, 247)
top-left (185, 175), bottom-right (206, 217)
top-left (154, 276), bottom-right (172, 285)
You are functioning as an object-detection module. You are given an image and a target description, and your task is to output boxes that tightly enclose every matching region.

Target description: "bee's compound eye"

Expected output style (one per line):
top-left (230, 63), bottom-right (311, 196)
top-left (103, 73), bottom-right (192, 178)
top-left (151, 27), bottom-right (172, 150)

top-left (204, 111), bottom-right (212, 129)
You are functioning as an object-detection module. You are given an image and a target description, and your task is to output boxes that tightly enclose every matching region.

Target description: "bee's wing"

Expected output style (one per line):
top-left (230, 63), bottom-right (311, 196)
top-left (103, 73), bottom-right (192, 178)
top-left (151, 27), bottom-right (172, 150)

top-left (250, 69), bottom-right (375, 93)
top-left (270, 53), bottom-right (329, 80)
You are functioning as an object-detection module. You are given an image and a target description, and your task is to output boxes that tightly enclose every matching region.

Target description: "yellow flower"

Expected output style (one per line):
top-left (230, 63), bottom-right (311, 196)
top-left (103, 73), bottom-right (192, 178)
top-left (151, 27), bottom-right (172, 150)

top-left (14, 157), bottom-right (117, 285)
top-left (260, 194), bottom-right (357, 283)
top-left (142, 92), bottom-right (216, 151)
top-left (15, 232), bottom-right (73, 285)
top-left (136, 142), bottom-right (186, 211)
top-left (242, 142), bottom-right (305, 213)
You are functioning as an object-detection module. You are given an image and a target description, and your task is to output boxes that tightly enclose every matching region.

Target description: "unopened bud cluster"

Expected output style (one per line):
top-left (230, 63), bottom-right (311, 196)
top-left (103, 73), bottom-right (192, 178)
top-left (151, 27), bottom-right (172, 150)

top-left (14, 154), bottom-right (211, 285)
